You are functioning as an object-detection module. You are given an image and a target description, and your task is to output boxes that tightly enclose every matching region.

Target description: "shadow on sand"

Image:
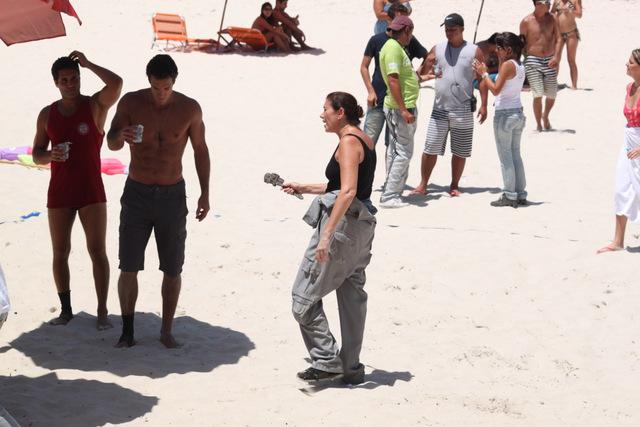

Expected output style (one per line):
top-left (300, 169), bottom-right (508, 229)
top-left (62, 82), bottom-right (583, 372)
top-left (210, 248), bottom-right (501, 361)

top-left (8, 311), bottom-right (255, 378)
top-left (158, 44), bottom-right (326, 57)
top-left (298, 368), bottom-right (413, 395)
top-left (0, 372), bottom-right (157, 427)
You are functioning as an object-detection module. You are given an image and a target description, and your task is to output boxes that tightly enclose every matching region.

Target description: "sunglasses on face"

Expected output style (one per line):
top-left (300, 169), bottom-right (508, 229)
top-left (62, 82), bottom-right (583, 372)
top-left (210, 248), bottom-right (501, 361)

top-left (535, 0), bottom-right (550, 5)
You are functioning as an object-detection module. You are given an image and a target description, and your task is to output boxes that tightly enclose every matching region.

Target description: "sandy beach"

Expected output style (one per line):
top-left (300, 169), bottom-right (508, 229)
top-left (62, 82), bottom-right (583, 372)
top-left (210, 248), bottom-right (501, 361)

top-left (1, 0), bottom-right (640, 425)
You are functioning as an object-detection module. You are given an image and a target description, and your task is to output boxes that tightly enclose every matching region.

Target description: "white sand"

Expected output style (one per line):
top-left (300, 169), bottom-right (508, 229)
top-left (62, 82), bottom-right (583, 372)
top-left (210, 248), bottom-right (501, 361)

top-left (1, 0), bottom-right (640, 425)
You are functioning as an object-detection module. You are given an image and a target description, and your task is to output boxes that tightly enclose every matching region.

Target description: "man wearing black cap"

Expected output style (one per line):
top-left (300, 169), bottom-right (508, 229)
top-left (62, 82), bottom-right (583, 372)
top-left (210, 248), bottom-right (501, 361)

top-left (411, 13), bottom-right (488, 197)
top-left (378, 15), bottom-right (421, 208)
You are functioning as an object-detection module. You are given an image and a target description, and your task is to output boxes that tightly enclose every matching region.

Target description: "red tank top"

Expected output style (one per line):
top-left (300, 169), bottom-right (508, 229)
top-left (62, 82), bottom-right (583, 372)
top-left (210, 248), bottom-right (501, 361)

top-left (46, 96), bottom-right (106, 208)
top-left (624, 83), bottom-right (640, 128)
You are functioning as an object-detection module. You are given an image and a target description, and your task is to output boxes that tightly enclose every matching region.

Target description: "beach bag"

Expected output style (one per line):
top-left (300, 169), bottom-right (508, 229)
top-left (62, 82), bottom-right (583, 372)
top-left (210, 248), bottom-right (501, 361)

top-left (0, 263), bottom-right (9, 316)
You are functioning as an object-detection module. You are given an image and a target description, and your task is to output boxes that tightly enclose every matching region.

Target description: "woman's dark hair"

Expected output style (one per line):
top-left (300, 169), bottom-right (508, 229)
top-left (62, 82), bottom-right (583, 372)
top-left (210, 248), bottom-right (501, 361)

top-left (496, 32), bottom-right (525, 62)
top-left (388, 4), bottom-right (408, 20)
top-left (146, 54), bottom-right (178, 81)
top-left (326, 92), bottom-right (364, 126)
top-left (633, 49), bottom-right (640, 66)
top-left (487, 32), bottom-right (499, 45)
top-left (51, 56), bottom-right (79, 81)
top-left (261, 2), bottom-right (277, 25)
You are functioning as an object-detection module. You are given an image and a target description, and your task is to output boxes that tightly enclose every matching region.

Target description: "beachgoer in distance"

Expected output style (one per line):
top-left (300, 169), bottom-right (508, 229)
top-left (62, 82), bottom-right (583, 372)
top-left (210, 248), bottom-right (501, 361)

top-left (474, 32), bottom-right (529, 208)
top-left (551, 0), bottom-right (582, 89)
top-left (378, 16), bottom-right (421, 208)
top-left (283, 92), bottom-right (376, 385)
top-left (360, 4), bottom-right (427, 147)
top-left (373, 0), bottom-right (413, 34)
top-left (597, 49), bottom-right (640, 253)
top-left (107, 54), bottom-right (211, 348)
top-left (252, 2), bottom-right (291, 53)
top-left (520, 0), bottom-right (562, 131)
top-left (411, 13), bottom-right (488, 197)
top-left (273, 0), bottom-right (311, 51)
top-left (32, 51), bottom-right (122, 330)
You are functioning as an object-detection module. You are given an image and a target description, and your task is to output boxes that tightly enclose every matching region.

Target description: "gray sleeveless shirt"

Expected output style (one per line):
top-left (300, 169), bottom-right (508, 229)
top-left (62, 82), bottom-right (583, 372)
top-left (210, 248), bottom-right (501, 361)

top-left (433, 41), bottom-right (477, 111)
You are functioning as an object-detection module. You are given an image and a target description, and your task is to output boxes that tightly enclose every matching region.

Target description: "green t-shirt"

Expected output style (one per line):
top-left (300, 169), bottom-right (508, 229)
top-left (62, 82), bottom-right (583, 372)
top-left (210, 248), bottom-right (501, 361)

top-left (380, 38), bottom-right (419, 109)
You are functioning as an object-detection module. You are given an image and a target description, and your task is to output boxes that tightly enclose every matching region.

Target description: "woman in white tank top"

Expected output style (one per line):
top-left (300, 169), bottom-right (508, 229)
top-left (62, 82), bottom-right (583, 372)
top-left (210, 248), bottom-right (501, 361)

top-left (473, 32), bottom-right (528, 208)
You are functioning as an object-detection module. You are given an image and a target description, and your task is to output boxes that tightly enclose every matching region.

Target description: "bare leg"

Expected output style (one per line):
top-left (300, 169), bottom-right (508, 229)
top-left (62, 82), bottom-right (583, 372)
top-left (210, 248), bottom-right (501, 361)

top-left (566, 35), bottom-right (579, 89)
top-left (532, 97), bottom-right (543, 131)
top-left (48, 208), bottom-right (76, 325)
top-left (410, 153), bottom-right (438, 195)
top-left (597, 215), bottom-right (627, 253)
top-left (78, 203), bottom-right (111, 330)
top-left (160, 274), bottom-right (182, 348)
top-left (450, 155), bottom-right (466, 195)
top-left (542, 97), bottom-right (556, 130)
top-left (270, 32), bottom-right (291, 53)
top-left (115, 271), bottom-right (138, 347)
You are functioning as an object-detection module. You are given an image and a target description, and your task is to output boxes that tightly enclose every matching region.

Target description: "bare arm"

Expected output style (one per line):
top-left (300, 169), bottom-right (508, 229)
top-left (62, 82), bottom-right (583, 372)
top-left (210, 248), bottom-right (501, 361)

top-left (360, 56), bottom-right (377, 107)
top-left (475, 60), bottom-right (516, 96)
top-left (315, 136), bottom-right (362, 263)
top-left (373, 0), bottom-right (389, 21)
top-left (475, 48), bottom-right (488, 124)
top-left (189, 103), bottom-right (211, 221)
top-left (573, 0), bottom-right (583, 18)
top-left (550, 16), bottom-right (563, 67)
top-left (106, 95), bottom-right (135, 151)
top-left (418, 46), bottom-right (436, 80)
top-left (32, 108), bottom-right (53, 165)
top-left (519, 19), bottom-right (528, 55)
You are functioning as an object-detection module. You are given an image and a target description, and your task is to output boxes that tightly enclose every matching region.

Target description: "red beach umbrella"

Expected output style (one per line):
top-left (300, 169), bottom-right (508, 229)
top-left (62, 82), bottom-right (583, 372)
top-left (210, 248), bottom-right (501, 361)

top-left (0, 0), bottom-right (81, 46)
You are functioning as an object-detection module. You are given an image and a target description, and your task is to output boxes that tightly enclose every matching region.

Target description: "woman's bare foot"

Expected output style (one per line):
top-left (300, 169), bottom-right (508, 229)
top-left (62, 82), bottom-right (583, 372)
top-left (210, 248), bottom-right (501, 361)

top-left (596, 243), bottom-right (623, 254)
top-left (160, 332), bottom-right (182, 349)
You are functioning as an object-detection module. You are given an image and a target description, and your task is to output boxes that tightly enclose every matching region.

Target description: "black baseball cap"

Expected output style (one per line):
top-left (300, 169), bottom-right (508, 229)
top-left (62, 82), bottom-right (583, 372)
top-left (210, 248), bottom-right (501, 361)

top-left (440, 13), bottom-right (464, 27)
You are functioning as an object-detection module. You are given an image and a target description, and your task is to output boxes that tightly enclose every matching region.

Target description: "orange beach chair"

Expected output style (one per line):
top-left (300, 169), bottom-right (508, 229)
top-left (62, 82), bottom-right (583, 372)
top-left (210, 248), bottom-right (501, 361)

top-left (151, 13), bottom-right (218, 50)
top-left (218, 27), bottom-right (273, 52)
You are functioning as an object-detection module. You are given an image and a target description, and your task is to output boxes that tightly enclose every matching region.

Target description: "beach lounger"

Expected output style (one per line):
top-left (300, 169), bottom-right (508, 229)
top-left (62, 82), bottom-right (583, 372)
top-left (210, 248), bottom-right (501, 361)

top-left (151, 13), bottom-right (218, 50)
top-left (218, 27), bottom-right (273, 52)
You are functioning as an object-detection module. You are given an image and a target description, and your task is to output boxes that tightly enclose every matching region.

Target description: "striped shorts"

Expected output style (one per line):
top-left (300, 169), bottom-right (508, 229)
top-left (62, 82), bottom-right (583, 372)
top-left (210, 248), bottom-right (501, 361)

top-left (423, 107), bottom-right (474, 158)
top-left (524, 55), bottom-right (558, 99)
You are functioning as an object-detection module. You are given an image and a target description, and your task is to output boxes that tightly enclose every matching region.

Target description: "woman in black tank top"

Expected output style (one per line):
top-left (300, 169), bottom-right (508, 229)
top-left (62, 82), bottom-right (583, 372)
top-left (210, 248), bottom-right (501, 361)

top-left (283, 92), bottom-right (378, 384)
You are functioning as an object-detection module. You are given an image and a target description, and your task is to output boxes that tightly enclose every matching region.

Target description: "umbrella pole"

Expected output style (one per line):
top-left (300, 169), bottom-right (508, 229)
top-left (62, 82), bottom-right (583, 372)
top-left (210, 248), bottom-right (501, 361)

top-left (216, 0), bottom-right (230, 50)
top-left (473, 0), bottom-right (486, 44)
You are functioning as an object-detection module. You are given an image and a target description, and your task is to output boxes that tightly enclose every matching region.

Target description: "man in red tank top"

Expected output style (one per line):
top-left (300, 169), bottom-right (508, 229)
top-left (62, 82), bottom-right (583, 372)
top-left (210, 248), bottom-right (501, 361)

top-left (32, 52), bottom-right (122, 329)
top-left (107, 55), bottom-right (210, 349)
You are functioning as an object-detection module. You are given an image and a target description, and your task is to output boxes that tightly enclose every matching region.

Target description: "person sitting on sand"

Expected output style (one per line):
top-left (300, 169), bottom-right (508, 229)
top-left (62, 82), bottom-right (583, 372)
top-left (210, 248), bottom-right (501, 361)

top-left (252, 2), bottom-right (291, 53)
top-left (32, 52), bottom-right (122, 330)
top-left (551, 0), bottom-right (582, 89)
top-left (520, 0), bottom-right (562, 131)
top-left (597, 49), bottom-right (640, 254)
top-left (273, 0), bottom-right (311, 50)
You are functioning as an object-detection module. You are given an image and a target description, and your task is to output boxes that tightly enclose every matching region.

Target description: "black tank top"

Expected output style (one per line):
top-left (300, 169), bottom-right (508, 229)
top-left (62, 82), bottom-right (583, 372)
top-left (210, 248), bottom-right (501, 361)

top-left (325, 133), bottom-right (377, 200)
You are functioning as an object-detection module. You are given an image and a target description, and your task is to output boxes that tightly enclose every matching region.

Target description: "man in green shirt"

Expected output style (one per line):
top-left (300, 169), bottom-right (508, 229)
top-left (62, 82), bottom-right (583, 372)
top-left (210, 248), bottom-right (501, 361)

top-left (379, 16), bottom-right (419, 208)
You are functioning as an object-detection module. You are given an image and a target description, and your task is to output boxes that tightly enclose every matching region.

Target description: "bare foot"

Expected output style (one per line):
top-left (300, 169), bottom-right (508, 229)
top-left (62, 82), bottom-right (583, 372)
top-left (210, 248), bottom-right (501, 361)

top-left (596, 243), bottom-right (623, 254)
top-left (409, 185), bottom-right (427, 196)
top-left (115, 334), bottom-right (136, 348)
top-left (49, 311), bottom-right (73, 326)
top-left (449, 188), bottom-right (462, 197)
top-left (97, 315), bottom-right (113, 331)
top-left (543, 117), bottom-right (552, 131)
top-left (160, 332), bottom-right (182, 349)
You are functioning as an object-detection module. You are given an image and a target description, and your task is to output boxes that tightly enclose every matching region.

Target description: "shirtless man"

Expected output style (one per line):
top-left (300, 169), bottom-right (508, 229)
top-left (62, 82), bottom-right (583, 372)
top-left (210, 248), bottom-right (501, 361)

top-left (107, 54), bottom-right (210, 348)
top-left (32, 52), bottom-right (122, 330)
top-left (552, 0), bottom-right (583, 89)
top-left (520, 0), bottom-right (562, 131)
top-left (273, 0), bottom-right (311, 50)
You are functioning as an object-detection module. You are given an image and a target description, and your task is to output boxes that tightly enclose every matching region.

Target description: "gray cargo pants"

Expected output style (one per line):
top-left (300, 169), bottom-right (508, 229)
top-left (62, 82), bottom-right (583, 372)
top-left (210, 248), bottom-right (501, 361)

top-left (292, 192), bottom-right (376, 376)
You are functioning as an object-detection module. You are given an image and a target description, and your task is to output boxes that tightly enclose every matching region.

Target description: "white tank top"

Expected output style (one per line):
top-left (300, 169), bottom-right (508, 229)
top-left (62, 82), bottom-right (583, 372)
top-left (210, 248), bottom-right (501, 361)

top-left (494, 60), bottom-right (525, 110)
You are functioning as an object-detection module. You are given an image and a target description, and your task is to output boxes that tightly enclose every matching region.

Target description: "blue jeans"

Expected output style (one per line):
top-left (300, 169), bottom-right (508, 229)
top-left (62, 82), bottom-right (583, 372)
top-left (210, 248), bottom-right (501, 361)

top-left (493, 108), bottom-right (527, 201)
top-left (363, 105), bottom-right (389, 146)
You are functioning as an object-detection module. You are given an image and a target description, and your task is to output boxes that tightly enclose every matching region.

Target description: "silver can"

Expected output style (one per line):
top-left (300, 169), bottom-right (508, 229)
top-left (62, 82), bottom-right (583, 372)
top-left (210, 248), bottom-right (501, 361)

top-left (133, 124), bottom-right (144, 144)
top-left (59, 141), bottom-right (72, 160)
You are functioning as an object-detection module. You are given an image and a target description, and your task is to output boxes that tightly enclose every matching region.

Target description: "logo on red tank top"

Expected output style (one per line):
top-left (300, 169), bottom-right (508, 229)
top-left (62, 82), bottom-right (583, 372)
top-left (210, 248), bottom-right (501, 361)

top-left (77, 122), bottom-right (89, 135)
